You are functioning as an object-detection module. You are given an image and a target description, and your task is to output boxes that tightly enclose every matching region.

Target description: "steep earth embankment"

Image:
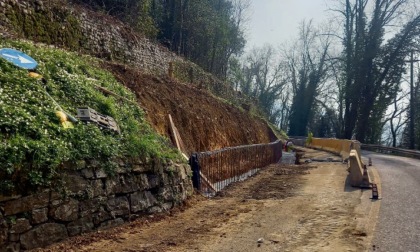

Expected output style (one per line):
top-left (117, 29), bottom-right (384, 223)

top-left (105, 63), bottom-right (277, 154)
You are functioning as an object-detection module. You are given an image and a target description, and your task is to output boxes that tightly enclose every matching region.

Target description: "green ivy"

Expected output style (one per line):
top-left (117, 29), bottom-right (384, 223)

top-left (0, 40), bottom-right (180, 195)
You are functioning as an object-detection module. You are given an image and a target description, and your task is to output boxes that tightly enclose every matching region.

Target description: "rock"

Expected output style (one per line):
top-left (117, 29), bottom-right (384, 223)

top-left (118, 175), bottom-right (140, 193)
top-left (63, 173), bottom-right (89, 196)
top-left (105, 177), bottom-right (119, 195)
top-left (3, 192), bottom-right (50, 216)
top-left (98, 218), bottom-right (124, 230)
top-left (50, 199), bottom-right (79, 222)
top-left (94, 168), bottom-right (107, 179)
top-left (106, 197), bottom-right (129, 217)
top-left (1, 242), bottom-right (20, 252)
top-left (147, 174), bottom-right (160, 188)
top-left (0, 194), bottom-right (21, 203)
top-left (79, 198), bottom-right (104, 217)
top-left (20, 223), bottom-right (68, 250)
top-left (0, 215), bottom-right (7, 246)
top-left (158, 187), bottom-right (174, 201)
top-left (136, 174), bottom-right (149, 190)
top-left (80, 168), bottom-right (95, 179)
top-left (105, 175), bottom-right (139, 195)
top-left (9, 218), bottom-right (31, 234)
top-left (257, 238), bottom-right (264, 243)
top-left (147, 206), bottom-right (163, 213)
top-left (132, 164), bottom-right (147, 173)
top-left (67, 216), bottom-right (94, 236)
top-left (130, 191), bottom-right (157, 213)
top-left (177, 164), bottom-right (188, 180)
top-left (162, 202), bottom-right (173, 211)
top-left (93, 207), bottom-right (112, 225)
top-left (31, 208), bottom-right (48, 224)
top-left (89, 179), bottom-right (105, 197)
top-left (8, 233), bottom-right (19, 242)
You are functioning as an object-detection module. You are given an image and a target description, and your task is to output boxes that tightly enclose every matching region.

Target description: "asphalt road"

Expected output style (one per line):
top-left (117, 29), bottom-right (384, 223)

top-left (362, 151), bottom-right (420, 252)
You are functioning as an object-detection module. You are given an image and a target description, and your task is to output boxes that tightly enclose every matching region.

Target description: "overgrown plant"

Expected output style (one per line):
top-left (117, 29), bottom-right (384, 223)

top-left (0, 40), bottom-right (180, 195)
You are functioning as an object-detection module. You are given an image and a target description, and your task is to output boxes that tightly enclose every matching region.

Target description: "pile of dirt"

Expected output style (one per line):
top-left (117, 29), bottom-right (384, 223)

top-left (104, 63), bottom-right (277, 154)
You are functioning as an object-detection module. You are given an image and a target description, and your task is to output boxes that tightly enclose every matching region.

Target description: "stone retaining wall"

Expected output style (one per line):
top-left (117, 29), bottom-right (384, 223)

top-left (0, 0), bottom-right (179, 75)
top-left (0, 158), bottom-right (193, 251)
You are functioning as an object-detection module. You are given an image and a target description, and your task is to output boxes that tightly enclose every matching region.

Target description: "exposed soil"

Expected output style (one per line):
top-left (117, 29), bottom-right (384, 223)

top-left (36, 149), bottom-right (373, 252)
top-left (103, 63), bottom-right (277, 154)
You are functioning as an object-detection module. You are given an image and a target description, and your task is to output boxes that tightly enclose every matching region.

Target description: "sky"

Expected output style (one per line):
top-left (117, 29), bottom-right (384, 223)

top-left (245, 0), bottom-right (330, 50)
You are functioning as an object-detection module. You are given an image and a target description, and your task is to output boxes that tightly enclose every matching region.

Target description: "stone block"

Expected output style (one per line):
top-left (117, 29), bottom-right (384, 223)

top-left (3, 192), bottom-right (50, 216)
top-left (9, 218), bottom-right (31, 234)
top-left (177, 164), bottom-right (188, 180)
top-left (105, 175), bottom-right (139, 195)
top-left (147, 174), bottom-right (160, 189)
top-left (80, 168), bottom-right (95, 179)
top-left (89, 179), bottom-right (105, 198)
top-left (62, 173), bottom-right (89, 196)
top-left (162, 202), bottom-right (173, 211)
top-left (106, 197), bottom-right (129, 217)
top-left (0, 194), bottom-right (21, 203)
top-left (158, 187), bottom-right (174, 202)
top-left (130, 191), bottom-right (156, 213)
top-left (79, 198), bottom-right (103, 217)
top-left (49, 199), bottom-right (79, 222)
top-left (31, 208), bottom-right (48, 224)
top-left (8, 233), bottom-right (19, 242)
top-left (132, 164), bottom-right (147, 173)
top-left (147, 206), bottom-right (163, 213)
top-left (136, 174), bottom-right (149, 190)
top-left (94, 168), bottom-right (107, 179)
top-left (93, 206), bottom-right (112, 225)
top-left (118, 175), bottom-right (139, 194)
top-left (67, 216), bottom-right (94, 236)
top-left (98, 218), bottom-right (124, 230)
top-left (0, 214), bottom-right (7, 246)
top-left (20, 223), bottom-right (68, 250)
top-left (0, 242), bottom-right (20, 252)
top-left (105, 177), bottom-right (119, 195)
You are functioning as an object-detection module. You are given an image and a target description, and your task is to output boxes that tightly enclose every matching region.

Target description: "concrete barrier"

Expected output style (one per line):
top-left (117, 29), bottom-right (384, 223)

top-left (348, 150), bottom-right (365, 187)
top-left (308, 138), bottom-right (361, 160)
top-left (308, 138), bottom-right (370, 187)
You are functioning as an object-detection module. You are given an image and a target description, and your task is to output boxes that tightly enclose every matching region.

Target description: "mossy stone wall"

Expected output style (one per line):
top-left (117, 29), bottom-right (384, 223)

top-left (0, 158), bottom-right (192, 250)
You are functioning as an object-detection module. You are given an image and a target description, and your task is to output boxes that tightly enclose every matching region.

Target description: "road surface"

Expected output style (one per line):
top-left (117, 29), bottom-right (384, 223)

top-left (363, 151), bottom-right (420, 252)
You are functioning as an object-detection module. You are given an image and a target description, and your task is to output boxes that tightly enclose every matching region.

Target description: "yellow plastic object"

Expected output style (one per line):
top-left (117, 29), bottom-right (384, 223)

top-left (55, 110), bottom-right (74, 129)
top-left (28, 72), bottom-right (43, 79)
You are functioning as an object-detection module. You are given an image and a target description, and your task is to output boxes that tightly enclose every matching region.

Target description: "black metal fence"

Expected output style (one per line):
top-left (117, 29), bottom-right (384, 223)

top-left (189, 140), bottom-right (283, 196)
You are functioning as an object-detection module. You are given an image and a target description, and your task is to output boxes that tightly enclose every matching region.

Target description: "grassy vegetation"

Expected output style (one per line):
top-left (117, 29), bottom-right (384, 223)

top-left (0, 39), bottom-right (180, 195)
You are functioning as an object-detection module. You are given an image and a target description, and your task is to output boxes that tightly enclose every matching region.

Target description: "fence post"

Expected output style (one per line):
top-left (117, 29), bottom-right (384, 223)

top-left (189, 153), bottom-right (201, 190)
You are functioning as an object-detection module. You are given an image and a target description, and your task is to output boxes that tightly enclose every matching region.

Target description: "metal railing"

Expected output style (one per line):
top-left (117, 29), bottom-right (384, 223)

top-left (361, 144), bottom-right (420, 159)
top-left (189, 140), bottom-right (283, 196)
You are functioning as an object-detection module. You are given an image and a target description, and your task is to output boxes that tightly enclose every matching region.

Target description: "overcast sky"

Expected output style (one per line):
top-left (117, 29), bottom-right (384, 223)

top-left (245, 0), bottom-right (330, 50)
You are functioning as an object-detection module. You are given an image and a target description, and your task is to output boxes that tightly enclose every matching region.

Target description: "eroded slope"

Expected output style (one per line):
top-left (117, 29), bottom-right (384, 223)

top-left (105, 63), bottom-right (277, 154)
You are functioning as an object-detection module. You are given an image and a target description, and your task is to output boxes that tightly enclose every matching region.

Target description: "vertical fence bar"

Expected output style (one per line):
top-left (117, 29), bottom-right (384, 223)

top-left (189, 140), bottom-right (282, 195)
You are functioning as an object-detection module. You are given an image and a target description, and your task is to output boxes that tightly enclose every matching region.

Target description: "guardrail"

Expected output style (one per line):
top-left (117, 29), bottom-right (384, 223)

top-left (189, 140), bottom-right (283, 196)
top-left (361, 144), bottom-right (420, 159)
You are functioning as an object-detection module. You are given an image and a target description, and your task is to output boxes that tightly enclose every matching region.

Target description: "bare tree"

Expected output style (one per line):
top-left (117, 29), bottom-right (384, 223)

top-left (228, 45), bottom-right (288, 124)
top-left (284, 20), bottom-right (333, 136)
top-left (334, 0), bottom-right (420, 143)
